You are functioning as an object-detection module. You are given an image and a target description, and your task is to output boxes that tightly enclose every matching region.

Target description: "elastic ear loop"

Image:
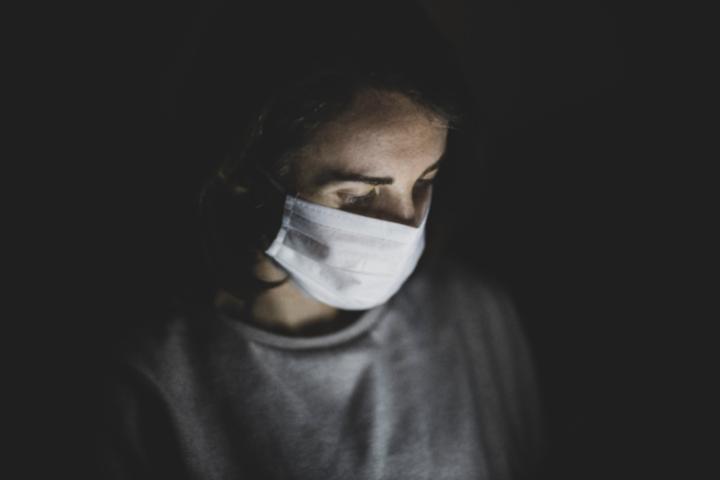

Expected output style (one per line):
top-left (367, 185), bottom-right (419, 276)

top-left (250, 165), bottom-right (297, 287)
top-left (254, 166), bottom-right (288, 196)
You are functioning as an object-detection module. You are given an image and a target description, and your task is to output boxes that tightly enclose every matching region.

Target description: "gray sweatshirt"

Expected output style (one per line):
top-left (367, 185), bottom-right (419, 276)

top-left (96, 258), bottom-right (544, 479)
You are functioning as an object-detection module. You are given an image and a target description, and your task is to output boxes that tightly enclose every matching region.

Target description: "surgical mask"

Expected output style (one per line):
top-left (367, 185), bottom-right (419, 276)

top-left (264, 194), bottom-right (430, 310)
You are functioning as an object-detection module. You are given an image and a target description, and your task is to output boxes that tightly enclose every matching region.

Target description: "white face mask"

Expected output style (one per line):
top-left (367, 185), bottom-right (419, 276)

top-left (264, 195), bottom-right (429, 310)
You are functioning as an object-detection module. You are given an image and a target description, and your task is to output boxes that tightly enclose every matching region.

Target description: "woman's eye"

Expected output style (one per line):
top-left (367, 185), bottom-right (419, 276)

top-left (340, 189), bottom-right (377, 205)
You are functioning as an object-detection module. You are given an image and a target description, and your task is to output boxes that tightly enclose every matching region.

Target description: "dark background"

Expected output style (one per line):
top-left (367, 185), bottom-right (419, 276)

top-left (24, 0), bottom-right (710, 478)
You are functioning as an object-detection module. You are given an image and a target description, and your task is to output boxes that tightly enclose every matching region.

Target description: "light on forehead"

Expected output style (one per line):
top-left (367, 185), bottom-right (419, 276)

top-left (336, 90), bottom-right (450, 135)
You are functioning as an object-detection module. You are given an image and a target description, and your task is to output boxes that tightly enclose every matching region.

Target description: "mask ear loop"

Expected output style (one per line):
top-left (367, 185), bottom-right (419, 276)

top-left (255, 166), bottom-right (286, 194)
top-left (253, 165), bottom-right (306, 209)
top-left (251, 166), bottom-right (299, 283)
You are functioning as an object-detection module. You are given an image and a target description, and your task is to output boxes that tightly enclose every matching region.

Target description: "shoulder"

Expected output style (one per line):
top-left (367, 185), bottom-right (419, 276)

top-left (93, 306), bottom-right (215, 479)
top-left (103, 300), bottom-right (236, 390)
top-left (410, 255), bottom-right (545, 448)
top-left (401, 254), bottom-right (532, 363)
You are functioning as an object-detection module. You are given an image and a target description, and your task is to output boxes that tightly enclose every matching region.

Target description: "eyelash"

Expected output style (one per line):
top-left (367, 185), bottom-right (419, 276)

top-left (342, 189), bottom-right (377, 205)
top-left (341, 179), bottom-right (435, 205)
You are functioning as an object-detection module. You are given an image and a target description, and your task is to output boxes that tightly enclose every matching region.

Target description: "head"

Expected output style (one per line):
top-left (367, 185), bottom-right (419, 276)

top-left (198, 67), bottom-right (460, 301)
top-left (288, 88), bottom-right (448, 227)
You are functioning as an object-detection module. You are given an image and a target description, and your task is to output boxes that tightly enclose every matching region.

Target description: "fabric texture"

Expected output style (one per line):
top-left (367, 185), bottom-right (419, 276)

top-left (95, 257), bottom-right (545, 479)
top-left (265, 194), bottom-right (428, 310)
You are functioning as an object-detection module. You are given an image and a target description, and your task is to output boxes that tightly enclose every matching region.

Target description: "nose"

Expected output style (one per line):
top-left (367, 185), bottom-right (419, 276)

top-left (377, 190), bottom-right (429, 228)
top-left (390, 199), bottom-right (417, 227)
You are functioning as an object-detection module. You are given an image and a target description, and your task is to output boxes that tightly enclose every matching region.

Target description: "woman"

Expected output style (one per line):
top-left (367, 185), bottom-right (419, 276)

top-left (96, 3), bottom-right (545, 479)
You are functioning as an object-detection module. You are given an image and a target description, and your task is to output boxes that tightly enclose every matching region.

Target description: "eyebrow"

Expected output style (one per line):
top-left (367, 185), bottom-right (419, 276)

top-left (313, 155), bottom-right (445, 188)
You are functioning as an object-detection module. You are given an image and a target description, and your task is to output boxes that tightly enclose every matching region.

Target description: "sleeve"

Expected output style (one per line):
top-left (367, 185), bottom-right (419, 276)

top-left (92, 364), bottom-right (189, 480)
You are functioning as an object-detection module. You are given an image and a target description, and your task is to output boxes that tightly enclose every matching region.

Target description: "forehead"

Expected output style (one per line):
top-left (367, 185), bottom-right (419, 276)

top-left (297, 90), bottom-right (448, 178)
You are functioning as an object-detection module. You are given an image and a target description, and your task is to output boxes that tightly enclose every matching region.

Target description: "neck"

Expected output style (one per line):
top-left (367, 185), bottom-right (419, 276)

top-left (214, 255), bottom-right (362, 335)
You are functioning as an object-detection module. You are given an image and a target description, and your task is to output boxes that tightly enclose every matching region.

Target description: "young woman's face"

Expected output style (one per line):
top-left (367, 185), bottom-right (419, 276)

top-left (290, 90), bottom-right (449, 227)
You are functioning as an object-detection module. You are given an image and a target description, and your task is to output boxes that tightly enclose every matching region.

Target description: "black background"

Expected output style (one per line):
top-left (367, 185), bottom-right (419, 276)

top-left (19, 1), bottom-right (712, 478)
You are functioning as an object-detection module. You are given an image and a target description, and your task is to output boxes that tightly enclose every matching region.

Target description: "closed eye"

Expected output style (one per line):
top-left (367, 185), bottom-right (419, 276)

top-left (340, 188), bottom-right (378, 206)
